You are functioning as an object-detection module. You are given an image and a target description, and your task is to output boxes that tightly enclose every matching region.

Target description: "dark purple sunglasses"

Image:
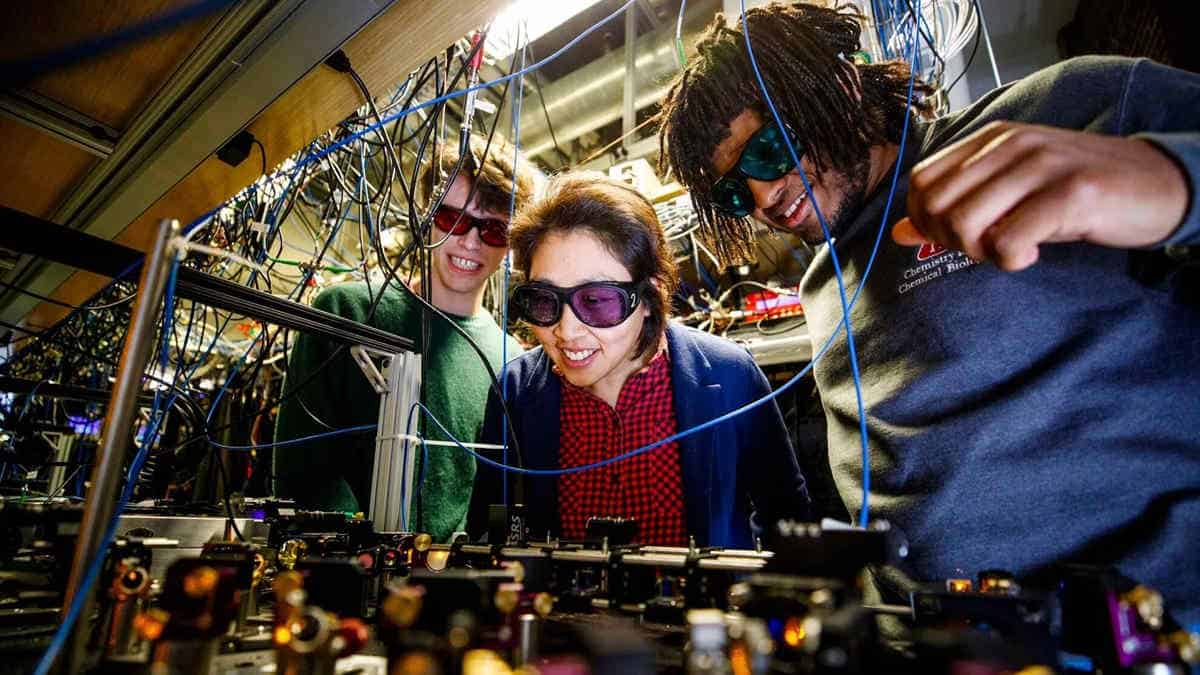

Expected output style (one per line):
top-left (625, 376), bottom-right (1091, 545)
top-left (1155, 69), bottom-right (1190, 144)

top-left (511, 281), bottom-right (642, 329)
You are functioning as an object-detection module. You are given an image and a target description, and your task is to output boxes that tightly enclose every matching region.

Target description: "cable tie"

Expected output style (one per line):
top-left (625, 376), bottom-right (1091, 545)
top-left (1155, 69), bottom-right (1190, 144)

top-left (376, 433), bottom-right (506, 451)
top-left (174, 238), bottom-right (267, 274)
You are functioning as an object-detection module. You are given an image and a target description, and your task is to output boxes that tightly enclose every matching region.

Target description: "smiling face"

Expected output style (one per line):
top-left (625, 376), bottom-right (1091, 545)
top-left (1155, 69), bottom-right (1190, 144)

top-left (528, 231), bottom-right (652, 406)
top-left (711, 108), bottom-right (869, 244)
top-left (429, 174), bottom-right (509, 316)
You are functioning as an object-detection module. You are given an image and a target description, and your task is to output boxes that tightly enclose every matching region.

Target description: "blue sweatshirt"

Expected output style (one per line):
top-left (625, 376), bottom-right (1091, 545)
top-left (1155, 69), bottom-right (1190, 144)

top-left (800, 57), bottom-right (1200, 623)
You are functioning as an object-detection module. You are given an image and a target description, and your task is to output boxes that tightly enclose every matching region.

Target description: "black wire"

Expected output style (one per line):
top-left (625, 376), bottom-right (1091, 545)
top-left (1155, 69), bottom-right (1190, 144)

top-left (345, 56), bottom-right (528, 471)
top-left (165, 47), bottom-right (486, 459)
top-left (252, 139), bottom-right (268, 176)
top-left (755, 315), bottom-right (807, 336)
top-left (213, 429), bottom-right (246, 541)
top-left (901, 0), bottom-right (946, 84)
top-left (525, 44), bottom-right (571, 165)
top-left (0, 278), bottom-right (78, 309)
top-left (393, 59), bottom-right (446, 146)
top-left (278, 327), bottom-right (336, 431)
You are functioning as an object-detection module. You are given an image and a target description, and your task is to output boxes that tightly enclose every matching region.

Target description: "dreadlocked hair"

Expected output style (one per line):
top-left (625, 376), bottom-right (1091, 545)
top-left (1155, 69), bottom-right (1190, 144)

top-left (655, 1), bottom-right (933, 264)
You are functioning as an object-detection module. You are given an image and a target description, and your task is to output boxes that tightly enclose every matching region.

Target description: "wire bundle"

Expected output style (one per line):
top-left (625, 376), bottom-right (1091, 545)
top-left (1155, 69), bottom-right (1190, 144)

top-left (12, 1), bottom-right (931, 666)
top-left (862, 0), bottom-right (977, 87)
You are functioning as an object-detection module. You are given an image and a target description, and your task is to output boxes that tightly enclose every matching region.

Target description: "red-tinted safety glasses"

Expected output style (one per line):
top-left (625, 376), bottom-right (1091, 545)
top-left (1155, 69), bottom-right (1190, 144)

top-left (432, 206), bottom-right (508, 247)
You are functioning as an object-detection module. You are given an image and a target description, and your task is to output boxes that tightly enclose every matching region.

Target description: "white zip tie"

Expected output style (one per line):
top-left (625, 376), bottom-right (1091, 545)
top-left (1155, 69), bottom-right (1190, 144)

top-left (175, 239), bottom-right (268, 275)
top-left (375, 433), bottom-right (506, 451)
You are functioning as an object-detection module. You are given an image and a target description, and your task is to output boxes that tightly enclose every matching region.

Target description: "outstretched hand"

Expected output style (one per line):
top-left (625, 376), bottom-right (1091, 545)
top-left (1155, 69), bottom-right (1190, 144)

top-left (892, 121), bottom-right (1189, 270)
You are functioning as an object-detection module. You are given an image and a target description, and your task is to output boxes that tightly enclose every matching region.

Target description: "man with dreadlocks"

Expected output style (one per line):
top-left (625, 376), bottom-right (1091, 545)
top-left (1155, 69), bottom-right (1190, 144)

top-left (658, 3), bottom-right (1200, 623)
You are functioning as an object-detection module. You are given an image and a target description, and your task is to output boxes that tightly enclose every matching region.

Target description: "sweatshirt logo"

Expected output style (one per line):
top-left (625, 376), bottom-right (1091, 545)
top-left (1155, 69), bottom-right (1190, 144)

top-left (898, 242), bottom-right (978, 295)
top-left (916, 242), bottom-right (947, 261)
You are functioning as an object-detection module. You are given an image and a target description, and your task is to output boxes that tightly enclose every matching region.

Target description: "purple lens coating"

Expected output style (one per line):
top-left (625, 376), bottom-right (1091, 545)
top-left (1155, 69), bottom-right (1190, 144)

top-left (523, 289), bottom-right (560, 325)
top-left (572, 285), bottom-right (626, 327)
top-left (516, 283), bottom-right (633, 328)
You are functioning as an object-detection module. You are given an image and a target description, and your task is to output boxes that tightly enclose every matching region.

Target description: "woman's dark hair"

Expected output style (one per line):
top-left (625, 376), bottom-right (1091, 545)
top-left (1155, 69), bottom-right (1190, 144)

top-left (509, 172), bottom-right (679, 359)
top-left (656, 1), bottom-right (933, 264)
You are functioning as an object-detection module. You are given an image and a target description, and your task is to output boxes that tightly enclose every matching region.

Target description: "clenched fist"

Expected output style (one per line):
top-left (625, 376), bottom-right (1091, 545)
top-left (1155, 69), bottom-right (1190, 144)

top-left (893, 121), bottom-right (1189, 270)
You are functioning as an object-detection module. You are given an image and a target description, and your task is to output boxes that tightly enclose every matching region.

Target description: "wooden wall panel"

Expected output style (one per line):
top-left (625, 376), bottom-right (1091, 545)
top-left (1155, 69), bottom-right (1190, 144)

top-left (0, 0), bottom-right (218, 130)
top-left (0, 116), bottom-right (97, 218)
top-left (25, 0), bottom-right (508, 329)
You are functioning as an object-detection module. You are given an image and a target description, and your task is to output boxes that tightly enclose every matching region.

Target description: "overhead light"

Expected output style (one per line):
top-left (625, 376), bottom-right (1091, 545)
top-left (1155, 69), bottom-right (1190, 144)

top-left (485, 0), bottom-right (606, 60)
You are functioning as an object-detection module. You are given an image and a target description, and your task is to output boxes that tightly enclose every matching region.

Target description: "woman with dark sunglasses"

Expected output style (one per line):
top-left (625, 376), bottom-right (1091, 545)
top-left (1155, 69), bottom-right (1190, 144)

top-left (469, 172), bottom-right (810, 548)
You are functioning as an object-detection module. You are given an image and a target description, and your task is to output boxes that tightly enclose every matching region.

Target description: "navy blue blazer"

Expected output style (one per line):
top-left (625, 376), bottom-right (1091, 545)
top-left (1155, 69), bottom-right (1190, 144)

top-left (470, 323), bottom-right (810, 548)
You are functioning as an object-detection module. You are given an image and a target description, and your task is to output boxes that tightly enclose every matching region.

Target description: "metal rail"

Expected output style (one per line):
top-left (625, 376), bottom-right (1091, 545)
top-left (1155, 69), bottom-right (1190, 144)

top-left (0, 206), bottom-right (414, 354)
top-left (59, 219), bottom-right (178, 670)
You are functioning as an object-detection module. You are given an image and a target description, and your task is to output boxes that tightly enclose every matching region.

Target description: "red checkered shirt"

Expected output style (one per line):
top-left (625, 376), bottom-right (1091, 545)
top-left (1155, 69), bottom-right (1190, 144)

top-left (557, 350), bottom-right (688, 546)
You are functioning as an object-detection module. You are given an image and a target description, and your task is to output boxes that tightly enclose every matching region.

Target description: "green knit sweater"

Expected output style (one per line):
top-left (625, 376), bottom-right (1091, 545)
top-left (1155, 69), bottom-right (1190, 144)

top-left (273, 281), bottom-right (521, 541)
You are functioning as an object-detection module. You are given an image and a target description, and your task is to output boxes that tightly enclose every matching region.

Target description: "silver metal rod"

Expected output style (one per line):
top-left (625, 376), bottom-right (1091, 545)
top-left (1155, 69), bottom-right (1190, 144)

top-left (516, 613), bottom-right (540, 666)
top-left (863, 603), bottom-right (914, 617)
top-left (59, 218), bottom-right (179, 671)
top-left (974, 0), bottom-right (1002, 88)
top-left (46, 433), bottom-right (75, 498)
top-left (622, 7), bottom-right (637, 149)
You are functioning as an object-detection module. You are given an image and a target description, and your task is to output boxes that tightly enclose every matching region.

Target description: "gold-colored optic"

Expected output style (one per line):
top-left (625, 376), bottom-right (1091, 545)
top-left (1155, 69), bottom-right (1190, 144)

top-left (183, 566), bottom-right (219, 598)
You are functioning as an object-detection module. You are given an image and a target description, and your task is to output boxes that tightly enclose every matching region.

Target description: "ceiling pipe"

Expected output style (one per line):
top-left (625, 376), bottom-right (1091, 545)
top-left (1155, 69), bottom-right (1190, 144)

top-left (507, 0), bottom-right (719, 161)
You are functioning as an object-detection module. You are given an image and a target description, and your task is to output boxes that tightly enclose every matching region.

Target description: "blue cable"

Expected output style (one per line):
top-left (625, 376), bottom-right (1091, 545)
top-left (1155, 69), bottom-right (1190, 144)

top-left (399, 400), bottom-right (419, 529)
top-left (739, 0), bottom-right (873, 527)
top-left (172, 0), bottom-right (640, 224)
top-left (412, 374), bottom-right (783, 475)
top-left (675, 0), bottom-right (688, 67)
top-left (29, 17), bottom-right (917, 666)
top-left (393, 3), bottom-right (922, 517)
top-left (3, 0), bottom-right (239, 86)
top-left (35, 258), bottom-right (184, 675)
top-left (206, 361), bottom-right (242, 426)
top-left (159, 263), bottom-right (181, 372)
top-left (37, 240), bottom-right (276, 673)
top-left (207, 424), bottom-right (376, 451)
